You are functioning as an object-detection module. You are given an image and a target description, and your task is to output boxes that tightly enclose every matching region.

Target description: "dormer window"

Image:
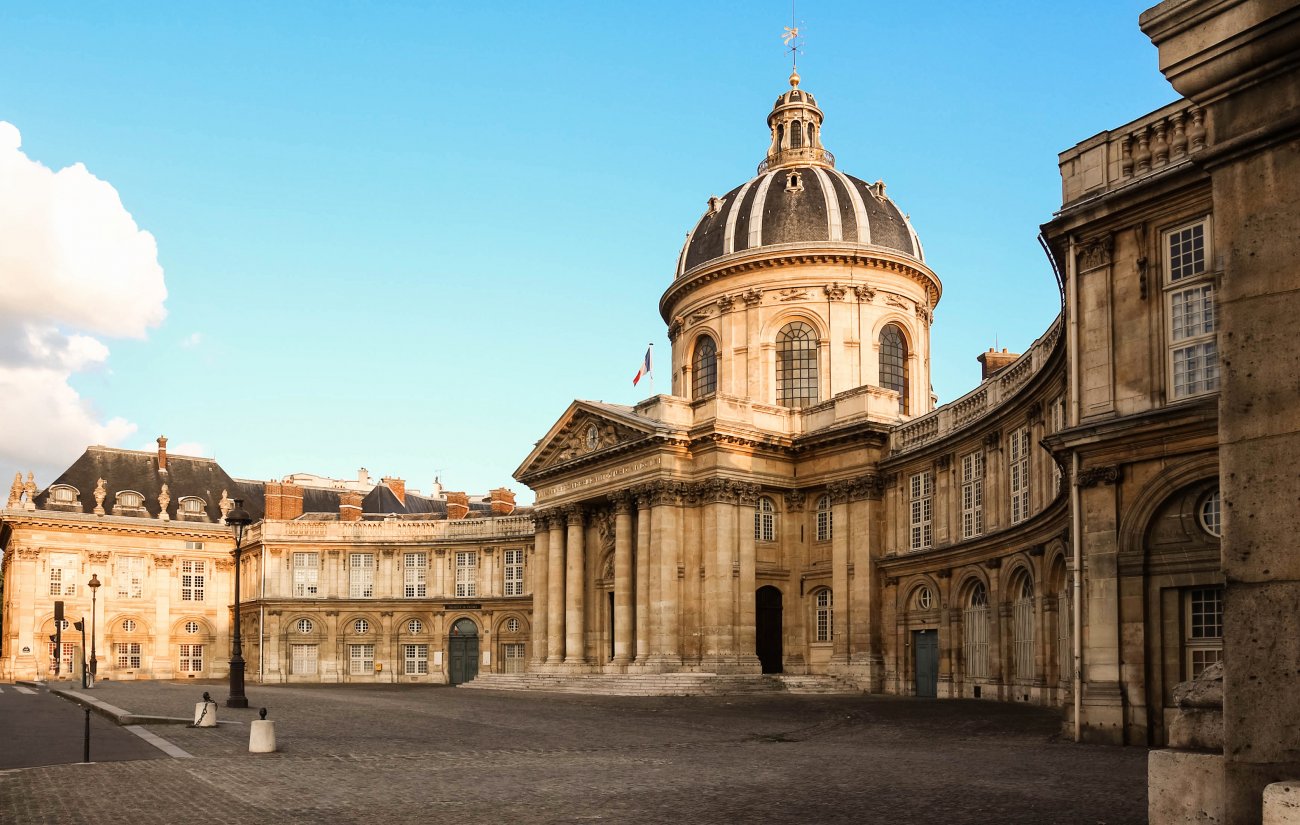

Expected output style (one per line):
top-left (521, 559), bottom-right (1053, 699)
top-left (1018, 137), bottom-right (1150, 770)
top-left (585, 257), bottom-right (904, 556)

top-left (180, 497), bottom-right (204, 514)
top-left (786, 172), bottom-right (803, 192)
top-left (50, 485), bottom-right (78, 504)
top-left (117, 491), bottom-right (143, 508)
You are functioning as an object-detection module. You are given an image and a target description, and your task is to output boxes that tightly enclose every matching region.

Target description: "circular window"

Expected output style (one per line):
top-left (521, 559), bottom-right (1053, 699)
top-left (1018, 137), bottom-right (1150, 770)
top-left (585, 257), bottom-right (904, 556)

top-left (56, 619), bottom-right (70, 630)
top-left (354, 619), bottom-right (370, 634)
top-left (506, 618), bottom-right (520, 633)
top-left (1199, 489), bottom-right (1222, 537)
top-left (407, 619), bottom-right (423, 634)
top-left (184, 621), bottom-right (199, 634)
top-left (122, 619), bottom-right (137, 632)
top-left (916, 587), bottom-right (934, 610)
top-left (296, 618), bottom-right (314, 634)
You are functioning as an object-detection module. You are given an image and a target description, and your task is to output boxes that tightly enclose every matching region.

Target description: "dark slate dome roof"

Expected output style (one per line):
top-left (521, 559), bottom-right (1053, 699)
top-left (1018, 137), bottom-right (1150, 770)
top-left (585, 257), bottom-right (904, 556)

top-left (676, 166), bottom-right (924, 277)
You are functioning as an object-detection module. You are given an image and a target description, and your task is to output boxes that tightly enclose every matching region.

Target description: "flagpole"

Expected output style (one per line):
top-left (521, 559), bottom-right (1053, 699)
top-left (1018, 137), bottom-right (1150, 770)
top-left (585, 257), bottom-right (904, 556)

top-left (648, 342), bottom-right (655, 397)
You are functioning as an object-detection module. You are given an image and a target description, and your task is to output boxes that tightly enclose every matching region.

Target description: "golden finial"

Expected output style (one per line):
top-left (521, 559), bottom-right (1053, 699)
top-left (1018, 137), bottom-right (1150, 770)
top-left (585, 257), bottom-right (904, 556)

top-left (789, 68), bottom-right (800, 88)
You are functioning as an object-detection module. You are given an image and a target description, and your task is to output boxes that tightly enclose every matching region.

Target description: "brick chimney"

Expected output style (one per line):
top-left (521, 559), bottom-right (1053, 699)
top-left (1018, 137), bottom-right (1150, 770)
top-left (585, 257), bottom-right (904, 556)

top-left (489, 487), bottom-right (516, 515)
top-left (264, 480), bottom-right (304, 520)
top-left (156, 435), bottom-right (168, 473)
top-left (381, 476), bottom-right (406, 505)
top-left (445, 491), bottom-right (470, 521)
top-left (977, 347), bottom-right (1021, 381)
top-left (339, 491), bottom-right (364, 522)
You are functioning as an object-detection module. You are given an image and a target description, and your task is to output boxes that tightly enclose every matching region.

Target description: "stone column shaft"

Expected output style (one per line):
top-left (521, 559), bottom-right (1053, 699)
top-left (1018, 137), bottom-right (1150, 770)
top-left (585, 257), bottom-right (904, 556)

top-left (737, 496), bottom-right (758, 667)
top-left (830, 498), bottom-right (851, 663)
top-left (564, 510), bottom-right (585, 665)
top-left (612, 501), bottom-right (633, 665)
top-left (546, 519), bottom-right (565, 665)
top-left (634, 499), bottom-right (651, 662)
top-left (530, 524), bottom-right (549, 666)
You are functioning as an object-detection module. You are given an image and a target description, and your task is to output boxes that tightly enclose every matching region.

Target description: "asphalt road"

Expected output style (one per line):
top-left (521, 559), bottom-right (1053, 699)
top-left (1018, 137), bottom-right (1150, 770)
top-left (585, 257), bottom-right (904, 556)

top-left (0, 683), bottom-right (162, 769)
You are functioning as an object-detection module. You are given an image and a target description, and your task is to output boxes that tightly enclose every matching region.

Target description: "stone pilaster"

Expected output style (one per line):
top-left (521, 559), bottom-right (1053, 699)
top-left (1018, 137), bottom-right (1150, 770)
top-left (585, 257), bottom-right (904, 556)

top-left (736, 483), bottom-right (760, 671)
top-left (563, 506), bottom-right (586, 666)
top-left (633, 488), bottom-right (652, 664)
top-left (530, 513), bottom-right (550, 666)
top-left (546, 515), bottom-right (565, 665)
top-left (609, 493), bottom-right (633, 667)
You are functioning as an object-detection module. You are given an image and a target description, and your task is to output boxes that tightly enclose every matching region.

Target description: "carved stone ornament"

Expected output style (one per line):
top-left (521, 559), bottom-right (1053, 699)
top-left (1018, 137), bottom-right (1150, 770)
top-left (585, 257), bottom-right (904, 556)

top-left (6, 472), bottom-right (23, 509)
top-left (93, 478), bottom-right (107, 515)
top-left (936, 454), bottom-right (952, 472)
top-left (984, 431), bottom-right (1001, 451)
top-left (543, 414), bottom-right (643, 468)
top-left (716, 294), bottom-right (735, 312)
top-left (689, 307), bottom-right (713, 325)
top-left (824, 282), bottom-right (848, 301)
top-left (1077, 235), bottom-right (1114, 272)
top-left (741, 288), bottom-right (763, 307)
top-left (884, 293), bottom-right (911, 310)
top-left (88, 551), bottom-right (110, 564)
top-left (827, 481), bottom-right (853, 505)
top-left (607, 490), bottom-right (632, 513)
top-left (784, 489), bottom-right (807, 511)
top-left (777, 288), bottom-right (809, 302)
top-left (219, 489), bottom-right (233, 525)
top-left (850, 474), bottom-right (884, 501)
top-left (1076, 465), bottom-right (1121, 488)
top-left (915, 304), bottom-right (933, 325)
top-left (669, 316), bottom-right (685, 340)
top-left (157, 484), bottom-right (171, 521)
top-left (735, 482), bottom-right (761, 506)
top-left (853, 284), bottom-right (876, 303)
top-left (153, 555), bottom-right (175, 568)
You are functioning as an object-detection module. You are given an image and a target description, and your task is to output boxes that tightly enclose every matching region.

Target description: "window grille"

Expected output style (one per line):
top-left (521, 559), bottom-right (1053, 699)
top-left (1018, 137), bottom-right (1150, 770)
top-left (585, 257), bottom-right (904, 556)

top-left (776, 322), bottom-right (819, 408)
top-left (116, 642), bottom-right (142, 669)
top-left (506, 617), bottom-right (520, 633)
top-left (455, 551), bottom-right (478, 598)
top-left (879, 324), bottom-right (909, 413)
top-left (963, 583), bottom-right (990, 680)
top-left (353, 619), bottom-right (370, 634)
top-left (815, 589), bottom-right (833, 642)
top-left (815, 495), bottom-right (832, 542)
top-left (184, 621), bottom-right (200, 634)
top-left (1200, 490), bottom-right (1221, 537)
top-left (292, 552), bottom-right (320, 597)
top-left (960, 451), bottom-right (984, 539)
top-left (407, 619), bottom-right (423, 634)
top-left (1013, 580), bottom-right (1035, 681)
top-left (179, 644), bottom-right (203, 673)
top-left (296, 618), bottom-right (314, 634)
top-left (181, 560), bottom-right (205, 601)
top-left (1165, 221), bottom-right (1218, 399)
top-left (692, 336), bottom-right (718, 399)
top-left (1009, 427), bottom-right (1031, 525)
top-left (1057, 589), bottom-right (1072, 685)
top-left (180, 497), bottom-right (204, 514)
top-left (48, 554), bottom-right (77, 596)
top-left (909, 471), bottom-right (933, 551)
top-left (122, 619), bottom-right (136, 633)
top-left (117, 556), bottom-right (144, 599)
top-left (790, 119), bottom-right (803, 148)
top-left (291, 644), bottom-right (318, 675)
top-left (503, 549), bottom-right (524, 596)
top-left (49, 641), bottom-right (76, 675)
top-left (349, 644), bottom-right (375, 675)
top-left (1186, 586), bottom-right (1224, 678)
top-left (503, 643), bottom-right (526, 673)
top-left (403, 552), bottom-right (427, 598)
top-left (403, 644), bottom-right (429, 675)
top-left (754, 496), bottom-right (776, 542)
top-left (349, 553), bottom-right (375, 599)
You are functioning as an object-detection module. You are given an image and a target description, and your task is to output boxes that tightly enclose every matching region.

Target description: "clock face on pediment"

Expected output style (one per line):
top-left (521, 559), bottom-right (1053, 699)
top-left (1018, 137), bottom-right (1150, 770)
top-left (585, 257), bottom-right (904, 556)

top-left (585, 424), bottom-right (600, 452)
top-left (532, 411), bottom-right (647, 471)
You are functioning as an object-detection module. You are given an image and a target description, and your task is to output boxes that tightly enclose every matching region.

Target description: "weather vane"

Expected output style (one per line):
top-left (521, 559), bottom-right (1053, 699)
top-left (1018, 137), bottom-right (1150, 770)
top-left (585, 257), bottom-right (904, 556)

top-left (782, 1), bottom-right (802, 69)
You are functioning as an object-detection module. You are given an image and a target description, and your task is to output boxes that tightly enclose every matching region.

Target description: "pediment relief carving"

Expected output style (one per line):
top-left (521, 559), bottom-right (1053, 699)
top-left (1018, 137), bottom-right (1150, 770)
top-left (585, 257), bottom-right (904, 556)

top-left (538, 412), bottom-right (647, 470)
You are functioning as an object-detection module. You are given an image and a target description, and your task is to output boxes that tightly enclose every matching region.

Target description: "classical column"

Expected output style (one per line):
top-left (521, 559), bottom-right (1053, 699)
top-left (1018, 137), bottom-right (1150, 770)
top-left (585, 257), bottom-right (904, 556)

top-left (610, 493), bottom-right (633, 667)
top-left (530, 514), bottom-right (550, 667)
top-left (633, 488), bottom-right (652, 663)
top-left (736, 484), bottom-right (759, 669)
top-left (546, 515), bottom-right (565, 665)
top-left (828, 481), bottom-right (852, 666)
top-left (849, 475), bottom-right (883, 686)
top-left (563, 506), bottom-right (586, 666)
top-left (701, 480), bottom-right (728, 666)
top-left (651, 482), bottom-right (682, 666)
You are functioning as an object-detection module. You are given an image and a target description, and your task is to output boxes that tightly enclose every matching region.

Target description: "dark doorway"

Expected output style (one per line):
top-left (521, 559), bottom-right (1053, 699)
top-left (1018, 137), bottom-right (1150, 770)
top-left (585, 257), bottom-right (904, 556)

top-left (756, 586), bottom-right (784, 674)
top-left (914, 629), bottom-right (938, 698)
top-left (448, 618), bottom-right (479, 685)
top-left (608, 591), bottom-right (615, 661)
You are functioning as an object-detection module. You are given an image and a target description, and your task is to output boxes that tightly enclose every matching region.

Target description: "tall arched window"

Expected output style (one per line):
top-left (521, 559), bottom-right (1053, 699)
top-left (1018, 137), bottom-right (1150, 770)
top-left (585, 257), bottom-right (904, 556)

top-left (879, 324), bottom-right (909, 413)
top-left (1013, 577), bottom-right (1035, 681)
top-left (815, 589), bottom-right (832, 641)
top-left (790, 119), bottom-right (803, 148)
top-left (964, 582), bottom-right (990, 679)
top-left (692, 336), bottom-right (717, 399)
top-left (754, 496), bottom-right (776, 542)
top-left (815, 494), bottom-right (832, 542)
top-left (777, 321), bottom-right (819, 408)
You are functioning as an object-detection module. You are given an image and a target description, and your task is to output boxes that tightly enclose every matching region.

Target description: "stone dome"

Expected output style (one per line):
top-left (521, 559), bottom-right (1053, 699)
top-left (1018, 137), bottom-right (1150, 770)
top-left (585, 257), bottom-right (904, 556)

top-left (675, 72), bottom-right (924, 278)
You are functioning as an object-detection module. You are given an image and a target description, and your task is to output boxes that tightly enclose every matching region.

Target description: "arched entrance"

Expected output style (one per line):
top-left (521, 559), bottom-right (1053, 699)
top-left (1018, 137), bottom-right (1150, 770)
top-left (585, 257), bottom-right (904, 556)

top-left (448, 618), bottom-right (479, 685)
top-left (756, 586), bottom-right (783, 674)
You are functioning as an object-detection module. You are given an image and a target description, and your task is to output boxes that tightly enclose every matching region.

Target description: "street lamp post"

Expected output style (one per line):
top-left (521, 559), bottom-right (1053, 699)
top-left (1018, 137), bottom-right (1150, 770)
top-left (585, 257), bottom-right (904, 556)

top-left (225, 499), bottom-right (253, 708)
top-left (87, 574), bottom-right (100, 688)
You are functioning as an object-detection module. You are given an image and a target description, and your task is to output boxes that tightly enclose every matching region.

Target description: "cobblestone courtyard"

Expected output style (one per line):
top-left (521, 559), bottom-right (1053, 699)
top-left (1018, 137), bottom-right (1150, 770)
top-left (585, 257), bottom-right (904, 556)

top-left (1, 682), bottom-right (1147, 824)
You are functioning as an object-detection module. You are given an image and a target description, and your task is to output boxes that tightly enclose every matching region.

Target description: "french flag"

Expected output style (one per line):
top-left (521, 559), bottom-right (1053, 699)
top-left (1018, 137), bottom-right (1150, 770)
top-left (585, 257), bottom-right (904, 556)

top-left (632, 346), bottom-right (652, 386)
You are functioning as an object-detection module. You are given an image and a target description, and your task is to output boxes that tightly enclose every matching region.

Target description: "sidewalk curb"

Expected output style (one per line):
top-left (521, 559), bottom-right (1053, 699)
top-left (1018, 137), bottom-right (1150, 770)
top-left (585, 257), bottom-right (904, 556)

top-left (49, 688), bottom-right (193, 726)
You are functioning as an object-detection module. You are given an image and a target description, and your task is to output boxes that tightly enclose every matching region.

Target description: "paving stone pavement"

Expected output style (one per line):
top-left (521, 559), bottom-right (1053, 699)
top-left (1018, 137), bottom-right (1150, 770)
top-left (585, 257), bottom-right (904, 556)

top-left (0, 681), bottom-right (1148, 824)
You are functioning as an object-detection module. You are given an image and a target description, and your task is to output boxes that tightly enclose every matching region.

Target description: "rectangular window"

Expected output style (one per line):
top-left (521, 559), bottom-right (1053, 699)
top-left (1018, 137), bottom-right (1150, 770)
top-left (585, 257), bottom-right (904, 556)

top-left (116, 642), bottom-right (142, 670)
top-left (292, 552), bottom-right (320, 597)
top-left (503, 643), bottom-right (526, 673)
top-left (349, 553), bottom-right (375, 599)
top-left (48, 553), bottom-right (78, 597)
top-left (49, 641), bottom-right (76, 676)
top-left (963, 605), bottom-right (989, 680)
top-left (116, 556), bottom-right (145, 599)
top-left (455, 551), bottom-right (478, 598)
top-left (1013, 597), bottom-right (1035, 681)
top-left (181, 560), bottom-right (205, 601)
top-left (1165, 220), bottom-right (1218, 400)
top-left (960, 451), bottom-right (984, 540)
top-left (908, 471), bottom-right (933, 552)
top-left (403, 644), bottom-right (429, 675)
top-left (179, 644), bottom-right (204, 673)
top-left (1009, 426), bottom-right (1031, 525)
top-left (291, 643), bottom-right (318, 675)
top-left (1050, 395), bottom-right (1066, 492)
top-left (184, 541), bottom-right (205, 550)
top-left (349, 643), bottom-right (375, 675)
top-left (1057, 591), bottom-right (1072, 684)
top-left (503, 549), bottom-right (524, 596)
top-left (1186, 586), bottom-right (1224, 678)
top-left (403, 552), bottom-right (428, 598)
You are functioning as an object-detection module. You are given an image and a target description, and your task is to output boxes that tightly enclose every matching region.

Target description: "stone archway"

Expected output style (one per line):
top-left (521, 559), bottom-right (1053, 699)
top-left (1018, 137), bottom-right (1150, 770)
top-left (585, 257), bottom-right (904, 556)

top-left (448, 618), bottom-right (480, 685)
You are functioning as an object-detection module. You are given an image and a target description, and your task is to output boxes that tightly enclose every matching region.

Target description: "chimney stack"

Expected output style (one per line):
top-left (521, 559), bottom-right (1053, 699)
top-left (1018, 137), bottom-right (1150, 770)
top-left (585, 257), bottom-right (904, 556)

top-left (445, 491), bottom-right (470, 521)
top-left (977, 347), bottom-right (1021, 381)
top-left (381, 476), bottom-right (406, 505)
top-left (264, 480), bottom-right (304, 521)
top-left (339, 491), bottom-right (364, 522)
top-left (157, 435), bottom-right (168, 473)
top-left (489, 488), bottom-right (516, 515)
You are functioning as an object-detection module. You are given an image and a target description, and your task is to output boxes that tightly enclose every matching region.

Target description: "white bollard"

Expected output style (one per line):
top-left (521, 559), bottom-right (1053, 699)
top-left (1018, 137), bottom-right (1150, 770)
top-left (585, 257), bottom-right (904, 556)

top-left (193, 692), bottom-right (218, 728)
top-left (249, 708), bottom-right (276, 753)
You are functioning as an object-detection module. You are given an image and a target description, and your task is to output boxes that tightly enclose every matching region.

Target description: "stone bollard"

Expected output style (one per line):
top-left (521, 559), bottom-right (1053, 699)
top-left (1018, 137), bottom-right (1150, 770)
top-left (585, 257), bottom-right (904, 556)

top-left (249, 707), bottom-right (276, 753)
top-left (193, 691), bottom-right (218, 728)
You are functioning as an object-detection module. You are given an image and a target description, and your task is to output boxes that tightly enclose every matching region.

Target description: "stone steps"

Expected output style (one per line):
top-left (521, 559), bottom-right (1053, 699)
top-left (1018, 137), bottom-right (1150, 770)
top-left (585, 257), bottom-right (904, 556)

top-left (457, 672), bottom-right (864, 696)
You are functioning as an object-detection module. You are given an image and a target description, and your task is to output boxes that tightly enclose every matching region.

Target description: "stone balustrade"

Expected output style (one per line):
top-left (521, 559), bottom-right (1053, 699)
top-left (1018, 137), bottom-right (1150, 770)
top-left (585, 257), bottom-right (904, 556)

top-left (252, 514), bottom-right (534, 544)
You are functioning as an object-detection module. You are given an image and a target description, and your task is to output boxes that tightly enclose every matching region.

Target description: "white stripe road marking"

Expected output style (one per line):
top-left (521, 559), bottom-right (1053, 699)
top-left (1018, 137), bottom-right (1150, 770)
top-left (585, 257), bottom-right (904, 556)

top-left (13, 686), bottom-right (36, 695)
top-left (125, 726), bottom-right (193, 759)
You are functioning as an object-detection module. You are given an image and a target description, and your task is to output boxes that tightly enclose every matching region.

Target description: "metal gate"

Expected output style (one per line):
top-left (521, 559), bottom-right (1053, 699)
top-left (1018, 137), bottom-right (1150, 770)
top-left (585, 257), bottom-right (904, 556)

top-left (448, 618), bottom-right (479, 685)
top-left (914, 629), bottom-right (938, 698)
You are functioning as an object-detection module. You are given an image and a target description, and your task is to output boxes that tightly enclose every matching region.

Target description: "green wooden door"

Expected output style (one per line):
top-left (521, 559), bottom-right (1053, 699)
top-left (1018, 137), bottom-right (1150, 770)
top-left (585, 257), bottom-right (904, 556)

top-left (448, 618), bottom-right (479, 685)
top-left (914, 629), bottom-right (938, 698)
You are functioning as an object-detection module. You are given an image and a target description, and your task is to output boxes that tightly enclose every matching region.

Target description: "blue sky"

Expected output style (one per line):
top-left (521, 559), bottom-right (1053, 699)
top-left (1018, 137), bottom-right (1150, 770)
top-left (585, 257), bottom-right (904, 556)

top-left (0, 2), bottom-right (1177, 502)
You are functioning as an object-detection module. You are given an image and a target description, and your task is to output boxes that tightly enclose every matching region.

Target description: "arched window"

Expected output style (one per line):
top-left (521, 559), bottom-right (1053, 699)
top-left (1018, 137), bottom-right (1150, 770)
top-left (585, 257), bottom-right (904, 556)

top-left (692, 336), bottom-right (717, 399)
top-left (964, 582), bottom-right (990, 679)
top-left (790, 119), bottom-right (803, 148)
top-left (776, 321), bottom-right (819, 408)
top-left (806, 122), bottom-right (815, 147)
top-left (776, 123), bottom-right (785, 149)
top-left (879, 324), bottom-right (909, 413)
top-left (815, 589), bottom-right (832, 641)
top-left (1013, 577), bottom-right (1035, 681)
top-left (815, 494), bottom-right (832, 542)
top-left (754, 496), bottom-right (776, 542)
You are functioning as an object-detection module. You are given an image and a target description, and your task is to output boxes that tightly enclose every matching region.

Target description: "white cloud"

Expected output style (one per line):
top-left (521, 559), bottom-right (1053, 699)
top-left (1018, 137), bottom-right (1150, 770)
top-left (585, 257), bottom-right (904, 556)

top-left (180, 332), bottom-right (202, 348)
top-left (0, 121), bottom-right (166, 482)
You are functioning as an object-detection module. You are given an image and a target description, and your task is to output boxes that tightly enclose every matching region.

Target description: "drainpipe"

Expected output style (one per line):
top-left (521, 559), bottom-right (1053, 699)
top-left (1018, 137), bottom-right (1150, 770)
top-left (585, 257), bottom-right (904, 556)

top-left (1067, 235), bottom-right (1083, 743)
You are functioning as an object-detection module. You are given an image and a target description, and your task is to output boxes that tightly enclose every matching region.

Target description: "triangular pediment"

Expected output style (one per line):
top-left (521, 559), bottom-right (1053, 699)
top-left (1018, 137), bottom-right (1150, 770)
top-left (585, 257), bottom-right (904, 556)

top-left (515, 401), bottom-right (660, 482)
